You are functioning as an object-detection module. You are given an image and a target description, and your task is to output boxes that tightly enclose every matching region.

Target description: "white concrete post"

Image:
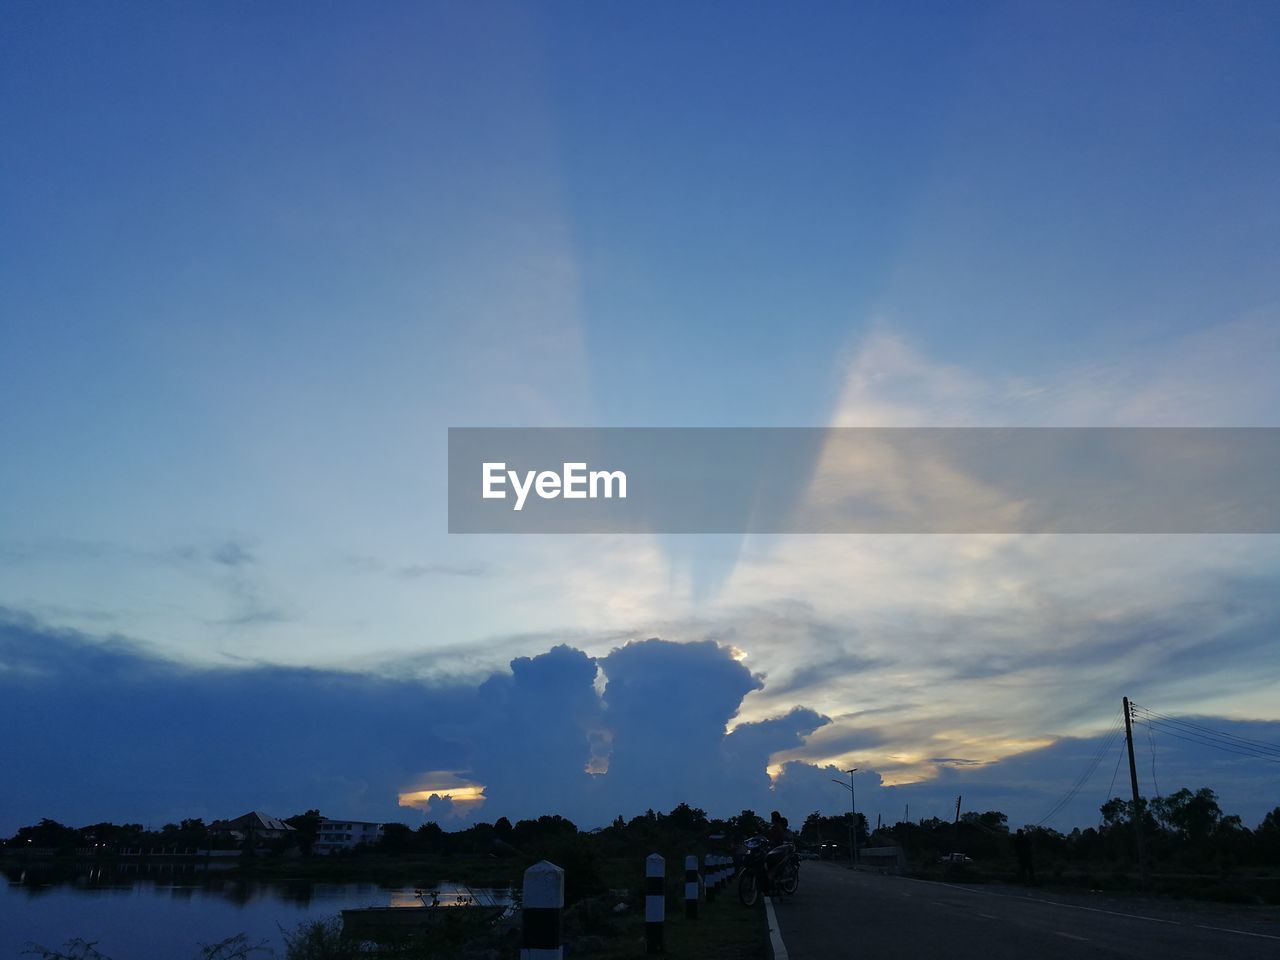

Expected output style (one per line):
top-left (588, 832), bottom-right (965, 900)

top-left (645, 852), bottom-right (665, 953)
top-left (520, 860), bottom-right (563, 960)
top-left (684, 854), bottom-right (699, 919)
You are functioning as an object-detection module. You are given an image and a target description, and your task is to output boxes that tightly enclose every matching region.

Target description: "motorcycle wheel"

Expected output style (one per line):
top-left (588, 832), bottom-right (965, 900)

top-left (738, 869), bottom-right (759, 907)
top-left (779, 870), bottom-right (799, 895)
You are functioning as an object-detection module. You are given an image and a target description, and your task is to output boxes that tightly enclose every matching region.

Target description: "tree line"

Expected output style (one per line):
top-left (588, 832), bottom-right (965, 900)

top-left (7, 788), bottom-right (1279, 874)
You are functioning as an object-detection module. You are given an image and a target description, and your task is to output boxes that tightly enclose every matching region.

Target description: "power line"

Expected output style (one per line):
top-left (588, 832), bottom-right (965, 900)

top-left (1099, 734), bottom-right (1127, 828)
top-left (1131, 721), bottom-right (1280, 768)
top-left (1131, 718), bottom-right (1280, 764)
top-left (1128, 703), bottom-right (1280, 758)
top-left (1129, 704), bottom-right (1280, 760)
top-left (1146, 719), bottom-right (1161, 800)
top-left (1035, 710), bottom-right (1125, 827)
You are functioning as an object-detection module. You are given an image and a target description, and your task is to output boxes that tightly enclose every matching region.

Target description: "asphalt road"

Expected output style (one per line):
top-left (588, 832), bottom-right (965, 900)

top-left (766, 862), bottom-right (1280, 960)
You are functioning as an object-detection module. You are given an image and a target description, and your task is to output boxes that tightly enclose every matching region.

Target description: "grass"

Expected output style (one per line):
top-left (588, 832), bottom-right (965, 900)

top-left (576, 891), bottom-right (768, 960)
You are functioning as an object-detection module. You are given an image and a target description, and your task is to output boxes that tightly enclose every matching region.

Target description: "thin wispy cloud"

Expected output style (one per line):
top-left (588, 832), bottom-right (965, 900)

top-left (342, 554), bottom-right (492, 579)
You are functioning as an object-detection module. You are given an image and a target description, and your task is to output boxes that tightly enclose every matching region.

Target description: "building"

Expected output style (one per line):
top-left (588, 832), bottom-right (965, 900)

top-left (208, 811), bottom-right (297, 845)
top-left (314, 818), bottom-right (384, 855)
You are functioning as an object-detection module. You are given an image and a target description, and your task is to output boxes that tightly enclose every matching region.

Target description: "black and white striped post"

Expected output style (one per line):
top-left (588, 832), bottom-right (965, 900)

top-left (645, 853), bottom-right (665, 953)
top-left (684, 854), bottom-right (699, 919)
top-left (704, 854), bottom-right (716, 901)
top-left (520, 859), bottom-right (563, 960)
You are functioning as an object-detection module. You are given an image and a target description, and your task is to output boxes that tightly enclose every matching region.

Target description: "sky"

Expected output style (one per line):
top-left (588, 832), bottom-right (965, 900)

top-left (2, 2), bottom-right (1279, 835)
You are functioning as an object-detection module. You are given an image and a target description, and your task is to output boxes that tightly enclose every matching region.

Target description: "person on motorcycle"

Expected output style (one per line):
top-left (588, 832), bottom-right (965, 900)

top-left (768, 810), bottom-right (788, 847)
top-left (765, 811), bottom-right (794, 880)
top-left (738, 812), bottom-right (801, 905)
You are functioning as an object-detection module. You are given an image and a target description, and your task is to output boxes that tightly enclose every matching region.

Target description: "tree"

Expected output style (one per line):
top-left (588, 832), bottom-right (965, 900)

top-left (1257, 806), bottom-right (1280, 864)
top-left (1153, 788), bottom-right (1223, 844)
top-left (286, 809), bottom-right (323, 856)
top-left (800, 811), bottom-right (825, 844)
top-left (8, 818), bottom-right (83, 851)
top-left (665, 803), bottom-right (709, 833)
top-left (378, 822), bottom-right (416, 855)
top-left (417, 821), bottom-right (444, 854)
top-left (962, 810), bottom-right (1009, 833)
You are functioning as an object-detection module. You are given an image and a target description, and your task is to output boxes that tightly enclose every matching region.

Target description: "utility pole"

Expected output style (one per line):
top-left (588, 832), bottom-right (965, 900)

top-left (1123, 696), bottom-right (1149, 887)
top-left (953, 795), bottom-right (962, 856)
top-left (832, 768), bottom-right (858, 867)
top-left (849, 768), bottom-right (858, 866)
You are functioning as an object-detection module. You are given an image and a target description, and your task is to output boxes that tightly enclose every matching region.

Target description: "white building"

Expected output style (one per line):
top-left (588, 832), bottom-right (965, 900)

top-left (314, 818), bottom-right (384, 855)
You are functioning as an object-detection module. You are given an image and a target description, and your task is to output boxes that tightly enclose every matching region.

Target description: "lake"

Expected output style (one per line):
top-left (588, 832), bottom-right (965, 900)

top-left (1, 862), bottom-right (514, 960)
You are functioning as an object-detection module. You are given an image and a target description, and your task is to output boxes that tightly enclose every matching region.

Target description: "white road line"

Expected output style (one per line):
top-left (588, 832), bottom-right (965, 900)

top-left (1055, 931), bottom-right (1089, 941)
top-left (1192, 924), bottom-right (1280, 942)
top-left (764, 896), bottom-right (790, 960)
top-left (978, 913), bottom-right (1001, 921)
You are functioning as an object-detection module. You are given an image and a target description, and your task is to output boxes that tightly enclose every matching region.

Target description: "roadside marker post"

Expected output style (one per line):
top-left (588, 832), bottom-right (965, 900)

top-left (685, 854), bottom-right (699, 919)
top-left (520, 860), bottom-right (563, 960)
top-left (645, 853), bottom-right (665, 953)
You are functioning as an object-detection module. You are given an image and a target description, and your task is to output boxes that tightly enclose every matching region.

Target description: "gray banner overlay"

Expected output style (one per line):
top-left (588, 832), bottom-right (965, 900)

top-left (448, 428), bottom-right (1280, 534)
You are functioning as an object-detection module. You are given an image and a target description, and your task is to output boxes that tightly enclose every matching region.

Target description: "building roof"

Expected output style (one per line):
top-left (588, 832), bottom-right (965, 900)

top-left (211, 811), bottom-right (296, 833)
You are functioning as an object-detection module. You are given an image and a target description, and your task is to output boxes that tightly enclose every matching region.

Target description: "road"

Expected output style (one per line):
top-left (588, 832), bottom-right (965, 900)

top-left (766, 862), bottom-right (1280, 959)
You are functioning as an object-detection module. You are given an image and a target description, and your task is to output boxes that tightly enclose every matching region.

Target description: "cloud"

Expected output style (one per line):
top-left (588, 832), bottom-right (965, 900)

top-left (723, 707), bottom-right (831, 800)
top-left (0, 537), bottom-right (258, 571)
top-left (0, 536), bottom-right (293, 654)
top-left (3, 610), bottom-right (1278, 837)
top-left (210, 540), bottom-right (256, 567)
top-left (596, 638), bottom-right (762, 812)
top-left (826, 316), bottom-right (1280, 429)
top-left (0, 610), bottom-right (472, 831)
top-left (343, 555), bottom-right (492, 579)
top-left (463, 644), bottom-right (604, 823)
top-left (399, 772), bottom-right (486, 820)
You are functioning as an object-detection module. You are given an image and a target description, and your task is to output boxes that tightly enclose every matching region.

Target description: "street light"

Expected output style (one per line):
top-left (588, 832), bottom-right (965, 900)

top-left (831, 767), bottom-right (858, 867)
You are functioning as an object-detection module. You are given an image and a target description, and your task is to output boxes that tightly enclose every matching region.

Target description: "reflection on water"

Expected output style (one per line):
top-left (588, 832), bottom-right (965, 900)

top-left (1, 862), bottom-right (514, 960)
top-left (398, 884), bottom-right (514, 910)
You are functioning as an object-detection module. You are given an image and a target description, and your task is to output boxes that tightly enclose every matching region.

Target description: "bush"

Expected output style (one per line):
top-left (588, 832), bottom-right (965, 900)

top-left (281, 919), bottom-right (370, 960)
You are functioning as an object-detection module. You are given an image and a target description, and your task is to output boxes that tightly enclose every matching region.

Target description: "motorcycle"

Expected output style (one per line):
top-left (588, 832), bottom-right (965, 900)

top-left (737, 834), bottom-right (800, 906)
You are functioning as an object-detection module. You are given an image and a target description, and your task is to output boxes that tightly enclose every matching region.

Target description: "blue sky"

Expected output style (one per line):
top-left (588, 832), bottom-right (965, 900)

top-left (2, 2), bottom-right (1278, 832)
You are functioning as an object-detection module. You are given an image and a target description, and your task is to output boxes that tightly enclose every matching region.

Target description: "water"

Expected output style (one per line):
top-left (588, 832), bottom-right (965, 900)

top-left (1, 863), bottom-right (514, 960)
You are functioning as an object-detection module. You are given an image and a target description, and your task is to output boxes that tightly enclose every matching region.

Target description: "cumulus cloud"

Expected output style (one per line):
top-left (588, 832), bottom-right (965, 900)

top-left (3, 608), bottom-right (1278, 836)
top-left (0, 610), bottom-right (472, 830)
top-left (594, 638), bottom-right (762, 812)
top-left (464, 644), bottom-right (603, 823)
